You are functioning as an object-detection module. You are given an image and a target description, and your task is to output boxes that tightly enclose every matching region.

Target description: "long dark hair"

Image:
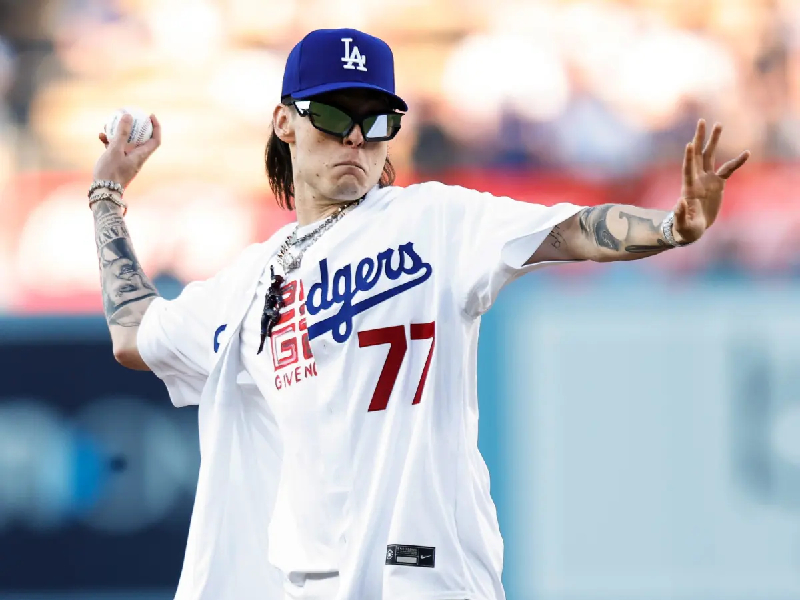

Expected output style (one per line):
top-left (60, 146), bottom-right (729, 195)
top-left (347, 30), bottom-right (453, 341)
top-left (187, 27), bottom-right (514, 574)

top-left (264, 129), bottom-right (396, 210)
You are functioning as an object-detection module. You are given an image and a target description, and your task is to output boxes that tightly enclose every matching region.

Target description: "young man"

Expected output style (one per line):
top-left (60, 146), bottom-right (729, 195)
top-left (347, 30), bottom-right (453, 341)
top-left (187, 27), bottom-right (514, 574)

top-left (89, 28), bottom-right (749, 600)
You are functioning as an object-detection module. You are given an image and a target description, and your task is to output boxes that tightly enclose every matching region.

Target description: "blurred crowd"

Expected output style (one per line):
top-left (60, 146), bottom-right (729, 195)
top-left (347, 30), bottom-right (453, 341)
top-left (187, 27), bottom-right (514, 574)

top-left (2, 0), bottom-right (800, 313)
top-left (3, 0), bottom-right (800, 178)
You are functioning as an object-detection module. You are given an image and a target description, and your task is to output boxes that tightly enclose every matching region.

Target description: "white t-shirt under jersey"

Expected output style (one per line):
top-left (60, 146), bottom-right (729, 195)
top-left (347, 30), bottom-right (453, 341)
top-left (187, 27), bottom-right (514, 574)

top-left (240, 220), bottom-right (344, 598)
top-left (138, 181), bottom-right (581, 600)
top-left (239, 234), bottom-right (366, 600)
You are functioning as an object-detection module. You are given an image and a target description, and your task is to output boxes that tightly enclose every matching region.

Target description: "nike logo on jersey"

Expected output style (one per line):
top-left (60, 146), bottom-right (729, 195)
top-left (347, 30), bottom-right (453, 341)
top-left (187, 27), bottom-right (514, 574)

top-left (306, 242), bottom-right (432, 343)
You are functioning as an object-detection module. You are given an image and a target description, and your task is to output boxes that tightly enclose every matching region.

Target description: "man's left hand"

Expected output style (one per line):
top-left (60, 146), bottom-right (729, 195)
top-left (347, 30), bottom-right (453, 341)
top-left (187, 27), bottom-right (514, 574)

top-left (673, 119), bottom-right (750, 244)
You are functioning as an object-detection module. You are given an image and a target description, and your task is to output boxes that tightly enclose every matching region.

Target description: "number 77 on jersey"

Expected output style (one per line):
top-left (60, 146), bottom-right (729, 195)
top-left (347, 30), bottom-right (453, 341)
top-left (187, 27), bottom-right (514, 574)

top-left (357, 322), bottom-right (435, 412)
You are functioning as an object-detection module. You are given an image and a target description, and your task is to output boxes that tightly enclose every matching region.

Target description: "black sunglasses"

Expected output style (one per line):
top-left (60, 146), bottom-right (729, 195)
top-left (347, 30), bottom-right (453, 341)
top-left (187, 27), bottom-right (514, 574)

top-left (288, 99), bottom-right (403, 142)
top-left (257, 266), bottom-right (285, 355)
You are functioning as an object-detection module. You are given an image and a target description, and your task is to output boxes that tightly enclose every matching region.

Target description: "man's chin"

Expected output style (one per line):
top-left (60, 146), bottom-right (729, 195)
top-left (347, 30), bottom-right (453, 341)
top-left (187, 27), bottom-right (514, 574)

top-left (329, 180), bottom-right (373, 202)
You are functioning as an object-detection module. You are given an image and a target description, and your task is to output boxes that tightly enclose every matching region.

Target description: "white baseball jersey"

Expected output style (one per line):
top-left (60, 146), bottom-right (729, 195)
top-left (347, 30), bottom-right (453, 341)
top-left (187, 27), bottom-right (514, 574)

top-left (138, 181), bottom-right (581, 600)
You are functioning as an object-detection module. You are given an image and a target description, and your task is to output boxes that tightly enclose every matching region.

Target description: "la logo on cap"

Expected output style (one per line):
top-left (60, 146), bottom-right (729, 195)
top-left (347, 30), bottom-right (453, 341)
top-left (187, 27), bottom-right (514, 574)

top-left (341, 38), bottom-right (367, 71)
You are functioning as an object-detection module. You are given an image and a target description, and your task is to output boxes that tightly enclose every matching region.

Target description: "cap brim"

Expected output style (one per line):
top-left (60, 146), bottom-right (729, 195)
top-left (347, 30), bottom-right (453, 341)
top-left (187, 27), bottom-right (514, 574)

top-left (289, 81), bottom-right (408, 112)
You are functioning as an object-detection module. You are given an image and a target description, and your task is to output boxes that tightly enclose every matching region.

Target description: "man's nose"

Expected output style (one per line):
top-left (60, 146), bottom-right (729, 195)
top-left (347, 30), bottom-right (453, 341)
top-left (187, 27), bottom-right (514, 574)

top-left (343, 123), bottom-right (365, 147)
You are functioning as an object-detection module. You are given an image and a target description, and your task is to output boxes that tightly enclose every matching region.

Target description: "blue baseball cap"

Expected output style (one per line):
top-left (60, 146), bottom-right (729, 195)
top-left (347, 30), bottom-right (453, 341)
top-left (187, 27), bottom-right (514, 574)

top-left (281, 28), bottom-right (408, 112)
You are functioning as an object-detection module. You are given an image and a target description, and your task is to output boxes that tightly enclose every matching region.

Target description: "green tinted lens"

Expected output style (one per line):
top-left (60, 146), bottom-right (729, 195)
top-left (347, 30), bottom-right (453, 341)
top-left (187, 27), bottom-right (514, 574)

top-left (299, 100), bottom-right (402, 140)
top-left (362, 114), bottom-right (402, 140)
top-left (308, 102), bottom-right (353, 136)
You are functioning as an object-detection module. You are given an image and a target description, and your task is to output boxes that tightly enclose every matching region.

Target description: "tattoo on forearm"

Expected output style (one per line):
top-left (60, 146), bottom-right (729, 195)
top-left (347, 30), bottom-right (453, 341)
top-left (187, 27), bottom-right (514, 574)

top-left (623, 241), bottom-right (670, 253)
top-left (548, 224), bottom-right (566, 249)
top-left (578, 204), bottom-right (619, 251)
top-left (578, 204), bottom-right (670, 257)
top-left (93, 201), bottom-right (158, 327)
top-left (617, 212), bottom-right (670, 253)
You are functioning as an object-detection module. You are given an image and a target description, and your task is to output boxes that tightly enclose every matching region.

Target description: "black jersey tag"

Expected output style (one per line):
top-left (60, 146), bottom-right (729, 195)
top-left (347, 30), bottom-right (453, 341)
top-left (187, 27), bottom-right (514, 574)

top-left (385, 544), bottom-right (435, 568)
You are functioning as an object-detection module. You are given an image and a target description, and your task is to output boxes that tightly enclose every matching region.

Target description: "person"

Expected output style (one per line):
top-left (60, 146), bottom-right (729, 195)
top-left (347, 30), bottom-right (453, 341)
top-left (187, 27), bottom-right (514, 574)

top-left (88, 28), bottom-right (750, 600)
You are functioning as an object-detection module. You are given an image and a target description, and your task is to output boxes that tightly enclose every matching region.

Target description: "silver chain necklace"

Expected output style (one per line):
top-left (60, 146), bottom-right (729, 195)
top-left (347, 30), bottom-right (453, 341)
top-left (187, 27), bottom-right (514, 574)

top-left (277, 199), bottom-right (362, 273)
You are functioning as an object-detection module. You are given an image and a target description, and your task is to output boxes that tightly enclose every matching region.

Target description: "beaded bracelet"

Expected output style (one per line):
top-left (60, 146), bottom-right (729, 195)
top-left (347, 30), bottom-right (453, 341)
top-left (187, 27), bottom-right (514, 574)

top-left (89, 191), bottom-right (128, 216)
top-left (88, 179), bottom-right (125, 197)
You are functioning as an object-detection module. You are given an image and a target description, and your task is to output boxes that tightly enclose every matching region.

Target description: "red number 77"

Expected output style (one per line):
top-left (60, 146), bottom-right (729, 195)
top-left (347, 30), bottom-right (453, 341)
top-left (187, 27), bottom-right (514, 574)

top-left (357, 322), bottom-right (435, 412)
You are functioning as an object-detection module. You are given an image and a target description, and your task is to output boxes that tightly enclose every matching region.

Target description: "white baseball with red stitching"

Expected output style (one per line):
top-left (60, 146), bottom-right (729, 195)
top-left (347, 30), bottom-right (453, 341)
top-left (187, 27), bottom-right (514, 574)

top-left (104, 106), bottom-right (153, 146)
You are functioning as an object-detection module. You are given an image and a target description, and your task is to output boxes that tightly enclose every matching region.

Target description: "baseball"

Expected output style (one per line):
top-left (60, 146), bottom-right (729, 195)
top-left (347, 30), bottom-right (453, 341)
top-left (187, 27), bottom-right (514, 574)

top-left (104, 107), bottom-right (153, 146)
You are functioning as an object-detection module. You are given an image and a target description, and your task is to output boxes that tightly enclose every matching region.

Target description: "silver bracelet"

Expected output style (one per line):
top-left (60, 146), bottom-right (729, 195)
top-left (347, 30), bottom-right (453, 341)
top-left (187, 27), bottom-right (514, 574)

top-left (660, 211), bottom-right (690, 247)
top-left (89, 191), bottom-right (128, 216)
top-left (88, 179), bottom-right (125, 197)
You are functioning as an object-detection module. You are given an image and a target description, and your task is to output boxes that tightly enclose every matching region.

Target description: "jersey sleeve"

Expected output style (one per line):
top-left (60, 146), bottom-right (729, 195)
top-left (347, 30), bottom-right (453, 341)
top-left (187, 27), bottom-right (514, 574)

top-left (444, 184), bottom-right (583, 317)
top-left (137, 279), bottom-right (218, 407)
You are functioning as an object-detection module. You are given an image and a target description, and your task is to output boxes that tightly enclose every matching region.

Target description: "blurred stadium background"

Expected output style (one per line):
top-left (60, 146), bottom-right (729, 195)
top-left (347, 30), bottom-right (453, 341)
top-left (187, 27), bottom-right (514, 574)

top-left (1, 0), bottom-right (800, 599)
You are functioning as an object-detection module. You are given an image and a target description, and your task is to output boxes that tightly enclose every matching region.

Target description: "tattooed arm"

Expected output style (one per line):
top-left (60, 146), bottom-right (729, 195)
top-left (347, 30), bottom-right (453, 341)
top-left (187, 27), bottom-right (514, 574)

top-left (527, 121), bottom-right (752, 264)
top-left (94, 199), bottom-right (159, 370)
top-left (528, 204), bottom-right (679, 264)
top-left (89, 112), bottom-right (162, 369)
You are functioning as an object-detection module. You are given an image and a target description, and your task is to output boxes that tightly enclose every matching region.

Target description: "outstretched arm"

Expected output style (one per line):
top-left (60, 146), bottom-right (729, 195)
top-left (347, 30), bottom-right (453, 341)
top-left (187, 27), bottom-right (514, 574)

top-left (93, 198), bottom-right (158, 369)
top-left (90, 113), bottom-right (163, 369)
top-left (529, 120), bottom-right (750, 264)
top-left (538, 204), bottom-right (673, 263)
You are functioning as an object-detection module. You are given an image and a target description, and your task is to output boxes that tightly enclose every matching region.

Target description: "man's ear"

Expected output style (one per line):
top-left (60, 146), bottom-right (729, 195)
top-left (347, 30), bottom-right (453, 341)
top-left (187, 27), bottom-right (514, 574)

top-left (273, 104), bottom-right (295, 144)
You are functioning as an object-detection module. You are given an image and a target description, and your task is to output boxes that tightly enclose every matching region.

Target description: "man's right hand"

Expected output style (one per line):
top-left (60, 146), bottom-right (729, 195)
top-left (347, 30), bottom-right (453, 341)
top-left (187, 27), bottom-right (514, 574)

top-left (93, 113), bottom-right (162, 188)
